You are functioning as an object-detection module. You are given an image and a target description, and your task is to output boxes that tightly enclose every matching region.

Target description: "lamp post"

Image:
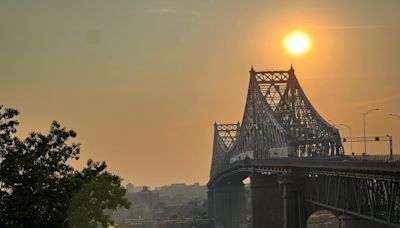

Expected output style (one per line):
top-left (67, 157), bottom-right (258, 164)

top-left (389, 114), bottom-right (399, 160)
top-left (340, 123), bottom-right (353, 156)
top-left (363, 108), bottom-right (379, 156)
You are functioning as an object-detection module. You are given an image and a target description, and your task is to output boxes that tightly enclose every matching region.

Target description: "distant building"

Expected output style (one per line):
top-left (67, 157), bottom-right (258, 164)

top-left (122, 186), bottom-right (160, 220)
top-left (110, 183), bottom-right (208, 223)
top-left (110, 208), bottom-right (129, 224)
top-left (157, 182), bottom-right (207, 199)
top-left (126, 183), bottom-right (134, 193)
top-left (133, 186), bottom-right (147, 192)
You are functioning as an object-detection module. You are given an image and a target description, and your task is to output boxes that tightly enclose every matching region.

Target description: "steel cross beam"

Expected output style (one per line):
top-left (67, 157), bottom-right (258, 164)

top-left (304, 170), bottom-right (400, 227)
top-left (343, 135), bottom-right (394, 160)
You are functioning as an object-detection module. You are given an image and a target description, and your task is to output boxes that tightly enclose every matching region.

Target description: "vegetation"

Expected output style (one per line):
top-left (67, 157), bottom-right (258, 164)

top-left (0, 105), bottom-right (130, 227)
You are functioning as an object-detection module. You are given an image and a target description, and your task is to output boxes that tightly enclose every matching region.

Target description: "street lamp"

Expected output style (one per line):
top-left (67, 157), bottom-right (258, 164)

top-left (340, 124), bottom-right (353, 156)
top-left (363, 108), bottom-right (379, 156)
top-left (389, 113), bottom-right (399, 160)
top-left (337, 125), bottom-right (345, 139)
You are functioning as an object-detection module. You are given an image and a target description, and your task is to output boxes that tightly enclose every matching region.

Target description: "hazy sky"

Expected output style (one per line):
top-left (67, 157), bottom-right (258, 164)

top-left (1, 0), bottom-right (400, 187)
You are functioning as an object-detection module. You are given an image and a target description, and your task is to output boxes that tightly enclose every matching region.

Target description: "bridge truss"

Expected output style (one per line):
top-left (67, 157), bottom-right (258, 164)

top-left (304, 170), bottom-right (400, 226)
top-left (211, 66), bottom-right (343, 177)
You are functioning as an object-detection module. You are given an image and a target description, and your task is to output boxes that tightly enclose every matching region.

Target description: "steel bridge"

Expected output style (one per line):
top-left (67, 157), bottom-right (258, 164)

top-left (208, 66), bottom-right (400, 228)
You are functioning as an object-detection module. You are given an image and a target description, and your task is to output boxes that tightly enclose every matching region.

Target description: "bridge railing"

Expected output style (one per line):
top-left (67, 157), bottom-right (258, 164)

top-left (209, 156), bottom-right (400, 190)
top-left (242, 157), bottom-right (400, 173)
top-left (350, 154), bottom-right (400, 161)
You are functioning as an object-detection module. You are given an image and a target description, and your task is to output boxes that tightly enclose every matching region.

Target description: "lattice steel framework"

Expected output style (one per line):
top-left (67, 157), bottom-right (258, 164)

top-left (304, 170), bottom-right (400, 226)
top-left (210, 123), bottom-right (240, 177)
top-left (210, 66), bottom-right (344, 178)
top-left (216, 123), bottom-right (240, 151)
top-left (234, 67), bottom-right (287, 160)
top-left (252, 66), bottom-right (343, 157)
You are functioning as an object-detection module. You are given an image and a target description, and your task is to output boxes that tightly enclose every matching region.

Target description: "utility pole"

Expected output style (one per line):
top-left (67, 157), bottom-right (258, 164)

top-left (340, 123), bottom-right (353, 156)
top-left (363, 108), bottom-right (379, 156)
top-left (388, 114), bottom-right (399, 160)
top-left (389, 135), bottom-right (393, 160)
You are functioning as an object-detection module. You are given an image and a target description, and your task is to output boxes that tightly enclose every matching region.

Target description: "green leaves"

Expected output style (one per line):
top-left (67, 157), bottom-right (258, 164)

top-left (67, 160), bottom-right (130, 227)
top-left (0, 105), bottom-right (129, 227)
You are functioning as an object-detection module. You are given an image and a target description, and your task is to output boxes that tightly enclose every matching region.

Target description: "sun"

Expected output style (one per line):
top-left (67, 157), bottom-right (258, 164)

top-left (284, 31), bottom-right (312, 56)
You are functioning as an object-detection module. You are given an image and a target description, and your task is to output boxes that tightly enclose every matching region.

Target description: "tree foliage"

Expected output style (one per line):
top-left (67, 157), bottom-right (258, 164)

top-left (0, 105), bottom-right (130, 227)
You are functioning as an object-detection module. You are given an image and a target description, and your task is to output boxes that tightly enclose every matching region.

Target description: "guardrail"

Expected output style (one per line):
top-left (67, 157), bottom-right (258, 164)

top-left (350, 154), bottom-right (400, 161)
top-left (231, 157), bottom-right (400, 173)
top-left (209, 157), bottom-right (400, 187)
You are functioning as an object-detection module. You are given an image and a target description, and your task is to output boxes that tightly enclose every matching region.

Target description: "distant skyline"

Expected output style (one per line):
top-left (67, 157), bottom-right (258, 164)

top-left (1, 0), bottom-right (400, 187)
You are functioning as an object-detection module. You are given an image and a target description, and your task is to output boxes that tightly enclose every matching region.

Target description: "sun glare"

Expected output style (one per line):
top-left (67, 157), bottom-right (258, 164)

top-left (284, 31), bottom-right (312, 56)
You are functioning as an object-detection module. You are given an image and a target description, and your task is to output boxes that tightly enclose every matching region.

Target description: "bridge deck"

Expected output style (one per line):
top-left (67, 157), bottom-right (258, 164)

top-left (209, 157), bottom-right (400, 187)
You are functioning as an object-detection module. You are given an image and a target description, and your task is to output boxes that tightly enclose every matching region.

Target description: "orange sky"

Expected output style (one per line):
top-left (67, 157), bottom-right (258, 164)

top-left (1, 0), bottom-right (400, 187)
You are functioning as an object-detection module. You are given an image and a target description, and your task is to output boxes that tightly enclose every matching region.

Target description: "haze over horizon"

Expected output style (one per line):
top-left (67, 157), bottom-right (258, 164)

top-left (1, 0), bottom-right (400, 187)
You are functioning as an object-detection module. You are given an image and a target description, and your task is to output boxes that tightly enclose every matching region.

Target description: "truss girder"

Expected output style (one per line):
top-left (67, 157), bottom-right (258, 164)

top-left (210, 66), bottom-right (344, 178)
top-left (210, 123), bottom-right (240, 177)
top-left (234, 69), bottom-right (287, 159)
top-left (304, 170), bottom-right (400, 226)
top-left (216, 123), bottom-right (240, 151)
top-left (252, 67), bottom-right (343, 157)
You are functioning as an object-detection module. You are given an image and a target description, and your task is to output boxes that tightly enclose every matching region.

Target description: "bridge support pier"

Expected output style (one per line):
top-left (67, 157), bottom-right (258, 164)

top-left (251, 174), bottom-right (300, 228)
top-left (212, 182), bottom-right (247, 228)
top-left (339, 214), bottom-right (392, 228)
top-left (207, 189), bottom-right (214, 222)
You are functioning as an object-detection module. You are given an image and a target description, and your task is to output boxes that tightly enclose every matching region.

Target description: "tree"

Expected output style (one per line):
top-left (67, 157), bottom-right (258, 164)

top-left (0, 105), bottom-right (130, 227)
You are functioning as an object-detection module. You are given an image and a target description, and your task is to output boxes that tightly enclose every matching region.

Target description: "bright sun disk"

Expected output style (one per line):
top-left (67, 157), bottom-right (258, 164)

top-left (284, 31), bottom-right (311, 55)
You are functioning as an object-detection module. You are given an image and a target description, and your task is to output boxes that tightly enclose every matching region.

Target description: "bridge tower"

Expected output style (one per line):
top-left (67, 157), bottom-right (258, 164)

top-left (208, 66), bottom-right (345, 228)
top-left (208, 66), bottom-right (400, 228)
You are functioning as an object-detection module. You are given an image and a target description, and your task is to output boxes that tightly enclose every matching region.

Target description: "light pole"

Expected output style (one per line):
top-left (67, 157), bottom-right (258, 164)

top-left (389, 114), bottom-right (399, 160)
top-left (340, 123), bottom-right (353, 156)
top-left (337, 125), bottom-right (345, 139)
top-left (363, 108), bottom-right (379, 156)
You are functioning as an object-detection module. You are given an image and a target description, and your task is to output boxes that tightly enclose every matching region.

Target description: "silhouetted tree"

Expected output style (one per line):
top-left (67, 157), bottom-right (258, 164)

top-left (0, 105), bottom-right (130, 227)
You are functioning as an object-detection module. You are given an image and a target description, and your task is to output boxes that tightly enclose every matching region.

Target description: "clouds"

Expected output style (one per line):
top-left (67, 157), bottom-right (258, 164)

top-left (144, 7), bottom-right (199, 16)
top-left (1, 0), bottom-right (400, 187)
top-left (144, 8), bottom-right (175, 14)
top-left (312, 24), bottom-right (396, 30)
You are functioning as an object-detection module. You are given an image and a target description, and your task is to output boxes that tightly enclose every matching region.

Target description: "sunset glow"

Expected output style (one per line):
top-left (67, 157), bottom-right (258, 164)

top-left (1, 1), bottom-right (399, 189)
top-left (284, 31), bottom-right (312, 55)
